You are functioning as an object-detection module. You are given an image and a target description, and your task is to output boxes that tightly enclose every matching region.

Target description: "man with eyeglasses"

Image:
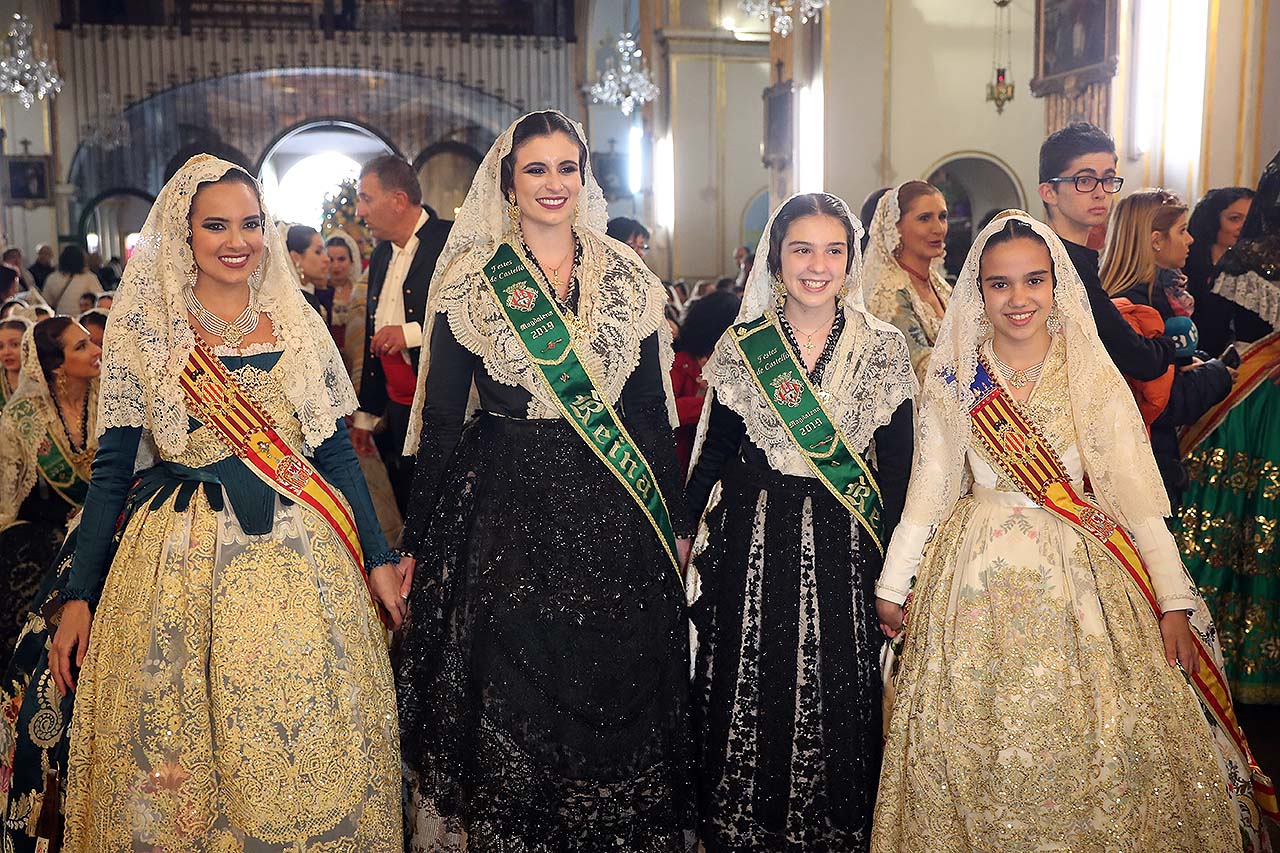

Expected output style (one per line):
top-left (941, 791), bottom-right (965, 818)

top-left (1038, 122), bottom-right (1176, 381)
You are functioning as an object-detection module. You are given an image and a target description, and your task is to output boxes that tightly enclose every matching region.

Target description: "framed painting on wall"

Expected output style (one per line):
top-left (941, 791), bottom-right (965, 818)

top-left (1030, 0), bottom-right (1118, 96)
top-left (2, 155), bottom-right (54, 206)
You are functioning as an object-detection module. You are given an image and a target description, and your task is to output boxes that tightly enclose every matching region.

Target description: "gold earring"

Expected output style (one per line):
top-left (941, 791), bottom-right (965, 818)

top-left (837, 282), bottom-right (850, 302)
top-left (978, 312), bottom-right (992, 338)
top-left (507, 195), bottom-right (521, 231)
top-left (1047, 306), bottom-right (1064, 336)
top-left (186, 262), bottom-right (198, 289)
top-left (55, 372), bottom-right (67, 395)
top-left (772, 275), bottom-right (787, 309)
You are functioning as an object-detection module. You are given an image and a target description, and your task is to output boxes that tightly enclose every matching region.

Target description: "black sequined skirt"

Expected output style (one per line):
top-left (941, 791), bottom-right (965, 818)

top-left (396, 414), bottom-right (694, 851)
top-left (689, 456), bottom-right (883, 852)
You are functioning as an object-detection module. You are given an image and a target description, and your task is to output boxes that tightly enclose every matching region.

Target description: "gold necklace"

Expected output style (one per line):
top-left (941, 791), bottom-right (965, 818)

top-left (788, 313), bottom-right (836, 354)
top-left (541, 246), bottom-right (574, 289)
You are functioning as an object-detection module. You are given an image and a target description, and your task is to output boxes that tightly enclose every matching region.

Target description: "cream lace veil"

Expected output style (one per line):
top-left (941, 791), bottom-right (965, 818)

top-left (324, 229), bottom-right (363, 286)
top-left (690, 193), bottom-right (917, 475)
top-left (862, 181), bottom-right (950, 318)
top-left (98, 154), bottom-right (357, 457)
top-left (900, 211), bottom-right (1169, 530)
top-left (0, 324), bottom-right (98, 526)
top-left (403, 110), bottom-right (674, 454)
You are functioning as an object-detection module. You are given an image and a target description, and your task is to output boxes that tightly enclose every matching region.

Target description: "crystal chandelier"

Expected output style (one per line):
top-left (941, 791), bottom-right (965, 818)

top-left (82, 92), bottom-right (130, 150)
top-left (588, 31), bottom-right (659, 117)
top-left (739, 0), bottom-right (829, 38)
top-left (0, 13), bottom-right (62, 109)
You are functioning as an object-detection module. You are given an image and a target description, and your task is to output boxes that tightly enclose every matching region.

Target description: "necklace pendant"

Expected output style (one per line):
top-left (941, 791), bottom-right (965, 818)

top-left (1009, 369), bottom-right (1028, 388)
top-left (221, 324), bottom-right (244, 347)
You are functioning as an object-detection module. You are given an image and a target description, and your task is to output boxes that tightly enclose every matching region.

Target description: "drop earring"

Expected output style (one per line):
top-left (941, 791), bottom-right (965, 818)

top-left (507, 194), bottom-right (521, 231)
top-left (1047, 306), bottom-right (1063, 336)
top-left (978, 311), bottom-right (992, 338)
top-left (772, 276), bottom-right (787, 309)
top-left (186, 262), bottom-right (198, 290)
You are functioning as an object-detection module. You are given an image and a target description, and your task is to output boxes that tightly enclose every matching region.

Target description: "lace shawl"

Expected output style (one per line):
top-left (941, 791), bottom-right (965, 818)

top-left (863, 182), bottom-right (953, 335)
top-left (900, 212), bottom-right (1170, 531)
top-left (1213, 151), bottom-right (1280, 329)
top-left (404, 110), bottom-right (676, 453)
top-left (693, 192), bottom-right (917, 477)
top-left (97, 155), bottom-right (357, 457)
top-left (0, 325), bottom-right (98, 527)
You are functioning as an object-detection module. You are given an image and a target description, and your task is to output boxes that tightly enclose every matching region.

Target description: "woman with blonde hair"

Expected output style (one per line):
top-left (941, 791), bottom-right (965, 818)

top-left (1101, 189), bottom-right (1232, 506)
top-left (863, 180), bottom-right (952, 381)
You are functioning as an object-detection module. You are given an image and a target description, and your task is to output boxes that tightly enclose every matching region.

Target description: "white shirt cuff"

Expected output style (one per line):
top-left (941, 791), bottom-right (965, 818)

top-left (353, 411), bottom-right (379, 432)
top-left (402, 322), bottom-right (423, 350)
top-left (875, 520), bottom-right (931, 604)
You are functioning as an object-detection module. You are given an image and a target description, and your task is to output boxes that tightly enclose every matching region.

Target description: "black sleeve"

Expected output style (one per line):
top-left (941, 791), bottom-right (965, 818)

top-left (1158, 359), bottom-right (1233, 427)
top-left (684, 396), bottom-right (746, 521)
top-left (1087, 284), bottom-right (1177, 381)
top-left (621, 333), bottom-right (695, 538)
top-left (400, 318), bottom-right (478, 556)
top-left (872, 399), bottom-right (914, 540)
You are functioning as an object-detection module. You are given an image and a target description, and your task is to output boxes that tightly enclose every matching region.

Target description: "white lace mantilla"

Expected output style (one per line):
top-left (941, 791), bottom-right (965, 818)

top-left (97, 154), bottom-right (357, 458)
top-left (404, 110), bottom-right (676, 453)
top-left (703, 310), bottom-right (915, 476)
top-left (434, 229), bottom-right (671, 420)
top-left (1214, 269), bottom-right (1280, 329)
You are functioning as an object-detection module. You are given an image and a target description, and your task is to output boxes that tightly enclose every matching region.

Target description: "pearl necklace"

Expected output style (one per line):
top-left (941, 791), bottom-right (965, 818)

top-left (183, 287), bottom-right (260, 348)
top-left (990, 347), bottom-right (1045, 389)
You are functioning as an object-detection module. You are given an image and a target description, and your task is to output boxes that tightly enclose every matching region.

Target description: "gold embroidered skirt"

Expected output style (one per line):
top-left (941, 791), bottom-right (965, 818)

top-left (872, 490), bottom-right (1240, 853)
top-left (62, 488), bottom-right (401, 852)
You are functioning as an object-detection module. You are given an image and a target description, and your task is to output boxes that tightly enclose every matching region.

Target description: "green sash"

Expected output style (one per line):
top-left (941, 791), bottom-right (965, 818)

top-left (36, 427), bottom-right (90, 508)
top-left (483, 243), bottom-right (679, 574)
top-left (729, 314), bottom-right (884, 552)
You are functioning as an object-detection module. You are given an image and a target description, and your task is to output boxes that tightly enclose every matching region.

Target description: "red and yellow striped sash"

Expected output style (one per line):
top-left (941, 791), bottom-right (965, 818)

top-left (968, 358), bottom-right (1278, 817)
top-left (1179, 330), bottom-right (1280, 456)
top-left (178, 336), bottom-right (365, 576)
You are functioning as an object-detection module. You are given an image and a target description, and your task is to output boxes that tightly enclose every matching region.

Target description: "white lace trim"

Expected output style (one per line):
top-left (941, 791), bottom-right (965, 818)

top-left (97, 155), bottom-right (358, 457)
top-left (1214, 269), bottom-right (1280, 329)
top-left (404, 111), bottom-right (673, 453)
top-left (212, 340), bottom-right (287, 357)
top-left (694, 192), bottom-right (915, 479)
top-left (433, 230), bottom-right (668, 419)
top-left (703, 310), bottom-right (915, 476)
top-left (899, 212), bottom-right (1170, 533)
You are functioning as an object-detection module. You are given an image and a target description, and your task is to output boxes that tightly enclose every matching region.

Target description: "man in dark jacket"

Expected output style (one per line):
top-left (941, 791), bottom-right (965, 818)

top-left (1038, 123), bottom-right (1176, 381)
top-left (351, 154), bottom-right (453, 512)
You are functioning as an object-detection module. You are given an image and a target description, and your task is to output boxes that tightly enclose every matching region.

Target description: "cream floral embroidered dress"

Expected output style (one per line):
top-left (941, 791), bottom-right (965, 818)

top-left (55, 156), bottom-right (402, 851)
top-left (872, 214), bottom-right (1267, 853)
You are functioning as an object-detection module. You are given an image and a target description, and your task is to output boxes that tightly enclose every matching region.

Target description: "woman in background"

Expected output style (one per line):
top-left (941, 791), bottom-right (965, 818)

top-left (863, 180), bottom-right (952, 381)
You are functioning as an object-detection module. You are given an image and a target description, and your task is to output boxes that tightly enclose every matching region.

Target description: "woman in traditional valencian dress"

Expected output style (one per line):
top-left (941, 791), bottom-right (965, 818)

top-left (684, 193), bottom-right (916, 850)
top-left (0, 315), bottom-right (26, 407)
top-left (871, 213), bottom-right (1274, 852)
top-left (1177, 151), bottom-right (1280, 706)
top-left (0, 318), bottom-right (98, 655)
top-left (395, 110), bottom-right (695, 850)
top-left (33, 155), bottom-right (404, 851)
top-left (863, 181), bottom-right (952, 382)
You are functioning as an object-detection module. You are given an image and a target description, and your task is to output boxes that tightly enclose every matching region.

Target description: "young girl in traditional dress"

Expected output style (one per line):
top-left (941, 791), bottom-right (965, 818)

top-left (685, 192), bottom-right (915, 850)
top-left (873, 212), bottom-right (1273, 852)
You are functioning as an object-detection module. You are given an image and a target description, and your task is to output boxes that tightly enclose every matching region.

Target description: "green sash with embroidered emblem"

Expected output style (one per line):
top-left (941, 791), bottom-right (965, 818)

top-left (482, 242), bottom-right (679, 575)
top-left (729, 313), bottom-right (884, 552)
top-left (36, 426), bottom-right (90, 508)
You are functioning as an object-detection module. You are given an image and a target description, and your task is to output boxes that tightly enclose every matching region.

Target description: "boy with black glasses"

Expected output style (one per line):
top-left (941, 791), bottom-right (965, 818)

top-left (1038, 122), bottom-right (1176, 380)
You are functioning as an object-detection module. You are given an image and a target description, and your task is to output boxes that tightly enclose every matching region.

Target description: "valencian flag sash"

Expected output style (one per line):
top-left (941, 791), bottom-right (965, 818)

top-left (964, 356), bottom-right (1279, 818)
top-left (729, 313), bottom-right (884, 552)
top-left (36, 426), bottom-right (91, 508)
top-left (1179, 329), bottom-right (1280, 456)
top-left (178, 335), bottom-right (367, 578)
top-left (483, 243), bottom-right (680, 575)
